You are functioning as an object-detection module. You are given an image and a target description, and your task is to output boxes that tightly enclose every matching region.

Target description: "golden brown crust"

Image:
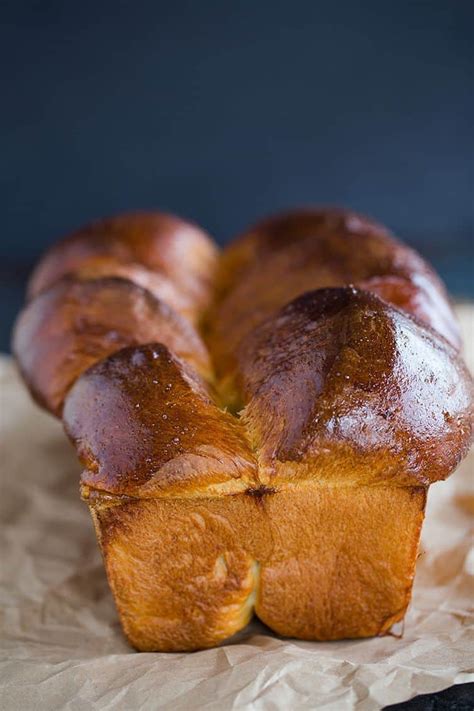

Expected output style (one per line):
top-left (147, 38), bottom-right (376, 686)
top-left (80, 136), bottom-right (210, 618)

top-left (27, 212), bottom-right (218, 322)
top-left (64, 343), bottom-right (257, 497)
top-left (254, 484), bottom-right (426, 641)
top-left (12, 277), bottom-right (212, 417)
top-left (91, 496), bottom-right (262, 651)
top-left (237, 288), bottom-right (473, 487)
top-left (207, 208), bottom-right (460, 378)
top-left (12, 206), bottom-right (474, 652)
top-left (89, 484), bottom-right (425, 651)
top-left (70, 256), bottom-right (201, 323)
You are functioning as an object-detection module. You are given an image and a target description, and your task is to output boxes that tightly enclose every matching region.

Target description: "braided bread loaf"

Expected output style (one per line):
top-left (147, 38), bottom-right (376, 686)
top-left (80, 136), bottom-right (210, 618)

top-left (13, 209), bottom-right (473, 652)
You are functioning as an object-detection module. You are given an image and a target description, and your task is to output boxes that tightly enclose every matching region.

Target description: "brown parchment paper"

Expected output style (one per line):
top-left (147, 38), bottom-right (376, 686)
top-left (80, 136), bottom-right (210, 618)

top-left (1, 304), bottom-right (473, 711)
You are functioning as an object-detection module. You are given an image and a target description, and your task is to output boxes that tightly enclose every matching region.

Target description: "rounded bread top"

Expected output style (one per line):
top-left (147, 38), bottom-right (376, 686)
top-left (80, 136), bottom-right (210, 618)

top-left (238, 287), bottom-right (473, 486)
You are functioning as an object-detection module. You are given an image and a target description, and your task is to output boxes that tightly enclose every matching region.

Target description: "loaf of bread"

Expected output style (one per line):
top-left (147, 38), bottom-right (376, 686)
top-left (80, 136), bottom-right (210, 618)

top-left (13, 208), bottom-right (473, 652)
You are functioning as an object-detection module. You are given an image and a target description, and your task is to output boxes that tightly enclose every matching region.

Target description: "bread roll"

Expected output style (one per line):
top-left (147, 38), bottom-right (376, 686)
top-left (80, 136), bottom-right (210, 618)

top-left (207, 209), bottom-right (460, 395)
top-left (27, 212), bottom-right (218, 323)
top-left (13, 277), bottom-right (212, 416)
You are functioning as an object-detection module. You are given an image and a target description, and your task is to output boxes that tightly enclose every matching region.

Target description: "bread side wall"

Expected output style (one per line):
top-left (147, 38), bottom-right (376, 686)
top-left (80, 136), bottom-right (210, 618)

top-left (89, 484), bottom-right (426, 651)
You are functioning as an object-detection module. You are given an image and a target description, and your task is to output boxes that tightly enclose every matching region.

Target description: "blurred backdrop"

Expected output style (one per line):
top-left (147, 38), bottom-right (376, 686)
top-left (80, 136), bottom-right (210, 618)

top-left (1, 0), bottom-right (473, 351)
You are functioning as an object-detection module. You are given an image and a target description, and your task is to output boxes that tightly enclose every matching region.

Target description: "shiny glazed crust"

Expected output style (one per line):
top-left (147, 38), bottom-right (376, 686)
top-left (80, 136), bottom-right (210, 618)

top-left (27, 212), bottom-right (219, 323)
top-left (12, 278), bottom-right (212, 416)
top-left (206, 208), bottom-right (461, 379)
top-left (237, 288), bottom-right (473, 487)
top-left (13, 208), bottom-right (474, 652)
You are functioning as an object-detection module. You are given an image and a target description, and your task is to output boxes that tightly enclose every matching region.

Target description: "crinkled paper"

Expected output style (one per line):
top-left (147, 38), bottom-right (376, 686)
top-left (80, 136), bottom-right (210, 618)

top-left (1, 305), bottom-right (473, 710)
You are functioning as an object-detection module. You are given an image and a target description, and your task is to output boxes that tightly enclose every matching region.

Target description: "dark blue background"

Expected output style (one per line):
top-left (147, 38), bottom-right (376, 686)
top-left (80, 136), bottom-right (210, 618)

top-left (1, 0), bottom-right (473, 351)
